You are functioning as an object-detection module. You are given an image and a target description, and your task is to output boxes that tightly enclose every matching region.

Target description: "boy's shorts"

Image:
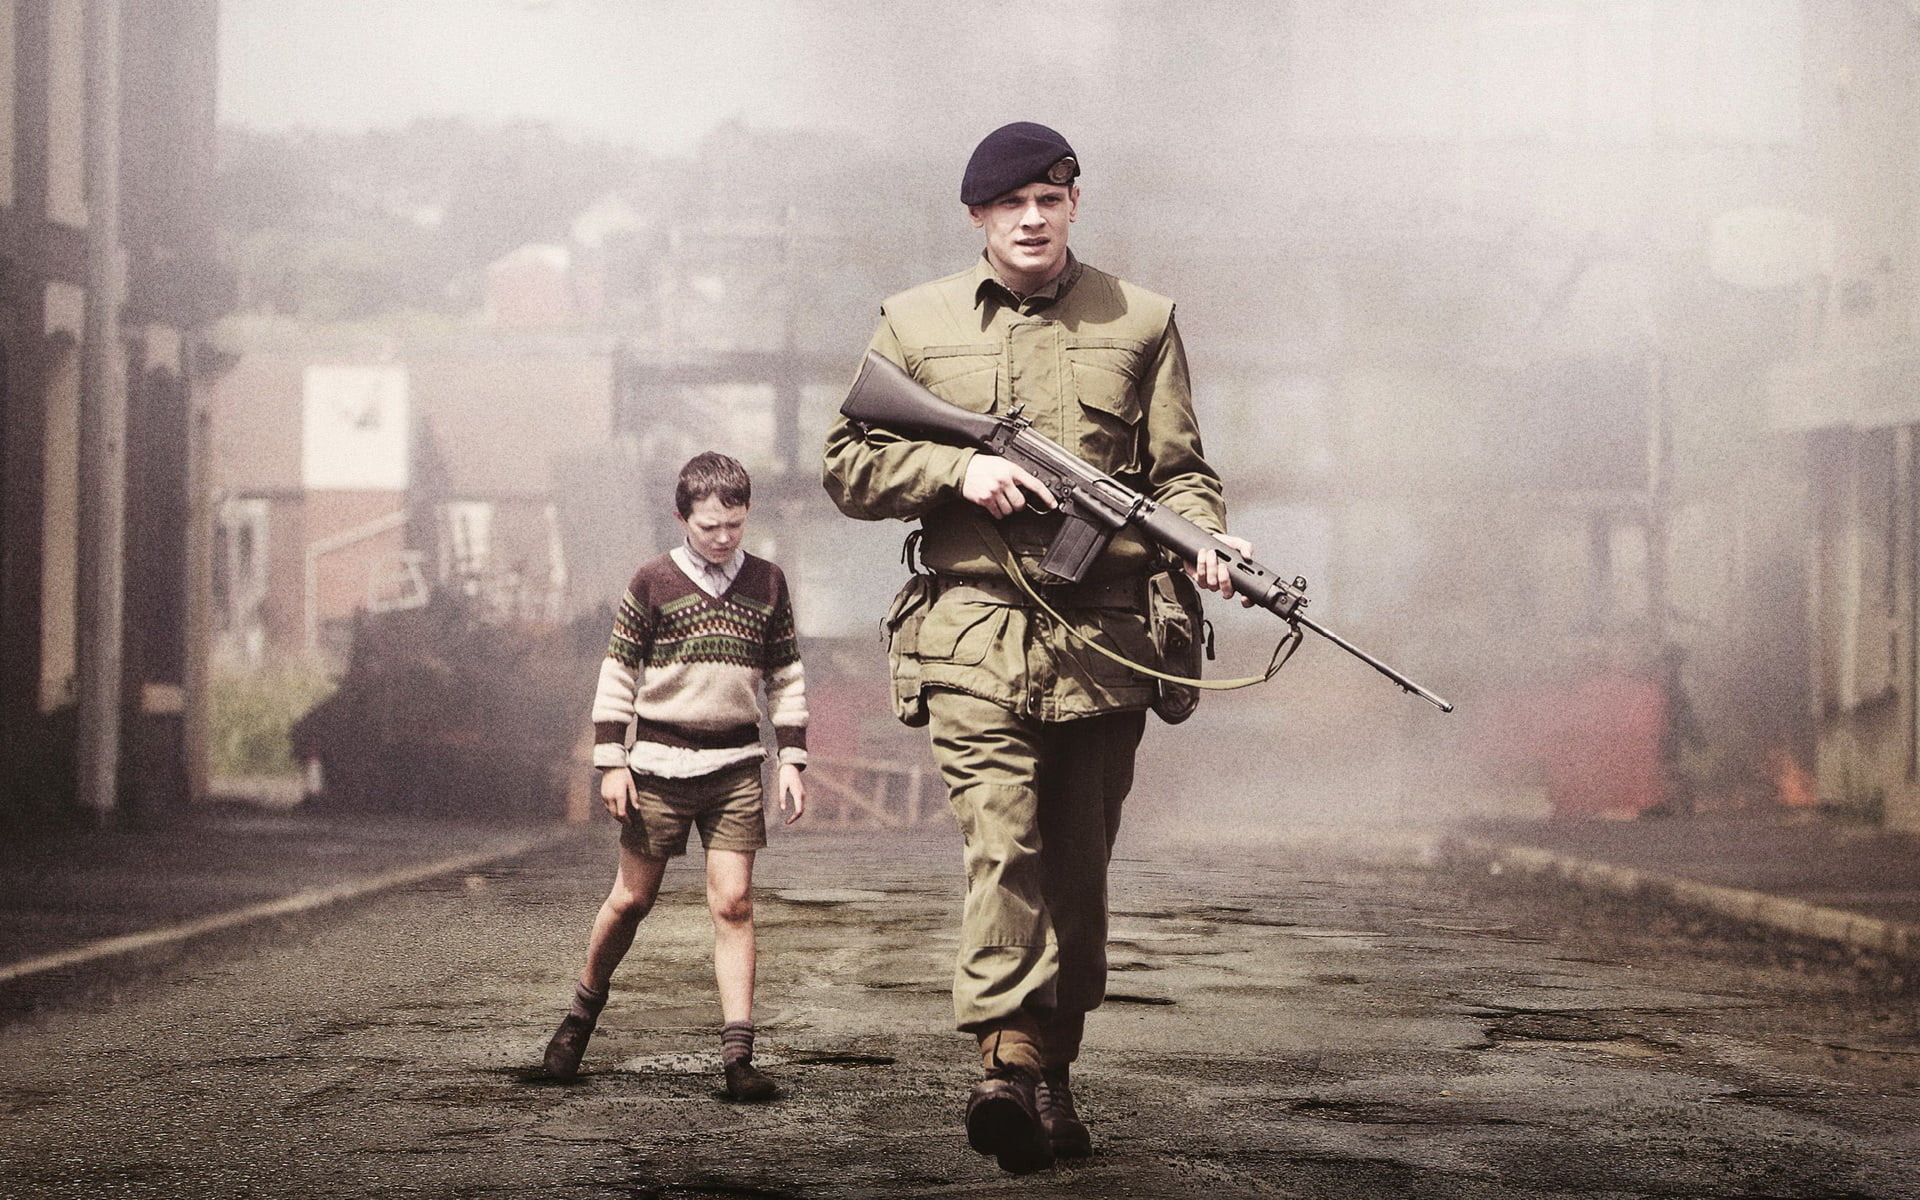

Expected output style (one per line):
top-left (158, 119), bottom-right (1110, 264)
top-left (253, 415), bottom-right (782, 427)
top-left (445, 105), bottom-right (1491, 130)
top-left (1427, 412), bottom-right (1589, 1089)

top-left (618, 760), bottom-right (767, 859)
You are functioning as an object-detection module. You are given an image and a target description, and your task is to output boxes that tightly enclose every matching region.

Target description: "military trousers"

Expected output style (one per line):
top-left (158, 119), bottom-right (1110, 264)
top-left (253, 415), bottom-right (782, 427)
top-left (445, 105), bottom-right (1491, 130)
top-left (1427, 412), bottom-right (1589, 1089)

top-left (925, 687), bottom-right (1147, 1060)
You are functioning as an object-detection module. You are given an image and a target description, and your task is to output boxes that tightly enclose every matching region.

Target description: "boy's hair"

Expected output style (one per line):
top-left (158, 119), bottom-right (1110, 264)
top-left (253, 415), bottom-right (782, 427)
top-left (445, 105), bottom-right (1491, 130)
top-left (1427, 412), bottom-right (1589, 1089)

top-left (675, 452), bottom-right (752, 517)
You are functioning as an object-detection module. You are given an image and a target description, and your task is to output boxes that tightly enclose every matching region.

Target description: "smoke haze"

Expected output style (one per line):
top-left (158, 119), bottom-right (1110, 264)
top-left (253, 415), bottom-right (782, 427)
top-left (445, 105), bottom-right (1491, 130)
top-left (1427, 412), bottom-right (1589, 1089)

top-left (214, 1), bottom-right (1830, 831)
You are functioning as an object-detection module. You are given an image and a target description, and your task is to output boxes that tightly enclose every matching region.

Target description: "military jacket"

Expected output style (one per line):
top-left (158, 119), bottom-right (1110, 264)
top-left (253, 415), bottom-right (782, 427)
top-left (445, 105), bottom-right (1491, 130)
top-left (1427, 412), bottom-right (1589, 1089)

top-left (823, 254), bottom-right (1228, 721)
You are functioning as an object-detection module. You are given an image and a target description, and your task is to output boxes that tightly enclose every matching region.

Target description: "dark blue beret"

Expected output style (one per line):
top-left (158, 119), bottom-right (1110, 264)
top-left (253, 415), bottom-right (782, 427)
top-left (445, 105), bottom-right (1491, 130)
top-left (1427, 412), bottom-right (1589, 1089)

top-left (960, 122), bottom-right (1079, 206)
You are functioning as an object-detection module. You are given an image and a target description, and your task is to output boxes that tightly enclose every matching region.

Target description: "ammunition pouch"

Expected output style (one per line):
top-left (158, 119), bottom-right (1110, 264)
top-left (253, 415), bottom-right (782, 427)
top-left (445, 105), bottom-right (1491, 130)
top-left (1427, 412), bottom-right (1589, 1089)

top-left (1145, 566), bottom-right (1208, 725)
top-left (883, 573), bottom-right (936, 727)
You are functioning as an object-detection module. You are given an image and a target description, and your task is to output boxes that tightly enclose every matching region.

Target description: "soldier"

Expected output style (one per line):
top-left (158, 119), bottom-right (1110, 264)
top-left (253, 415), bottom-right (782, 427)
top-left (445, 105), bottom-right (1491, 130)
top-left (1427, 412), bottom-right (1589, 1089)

top-left (822, 122), bottom-right (1250, 1173)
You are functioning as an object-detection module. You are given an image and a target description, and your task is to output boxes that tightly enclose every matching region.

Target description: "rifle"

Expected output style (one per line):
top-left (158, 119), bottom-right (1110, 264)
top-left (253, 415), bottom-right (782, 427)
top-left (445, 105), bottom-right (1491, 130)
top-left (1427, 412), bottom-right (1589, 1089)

top-left (841, 350), bottom-right (1454, 712)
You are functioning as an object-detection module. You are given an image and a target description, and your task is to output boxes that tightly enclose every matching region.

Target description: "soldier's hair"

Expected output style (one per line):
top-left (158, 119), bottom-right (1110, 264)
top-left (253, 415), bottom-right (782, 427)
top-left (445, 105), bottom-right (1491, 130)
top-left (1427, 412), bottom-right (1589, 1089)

top-left (676, 452), bottom-right (752, 517)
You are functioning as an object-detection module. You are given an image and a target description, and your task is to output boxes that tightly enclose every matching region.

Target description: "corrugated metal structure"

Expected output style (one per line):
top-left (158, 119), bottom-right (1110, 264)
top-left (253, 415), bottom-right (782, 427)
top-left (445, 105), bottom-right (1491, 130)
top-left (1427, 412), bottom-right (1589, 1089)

top-left (1763, 2), bottom-right (1920, 831)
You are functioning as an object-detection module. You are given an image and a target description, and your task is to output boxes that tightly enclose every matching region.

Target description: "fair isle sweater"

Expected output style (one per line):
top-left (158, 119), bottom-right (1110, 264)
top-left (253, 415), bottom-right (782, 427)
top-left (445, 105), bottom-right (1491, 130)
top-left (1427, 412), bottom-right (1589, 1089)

top-left (590, 550), bottom-right (808, 778)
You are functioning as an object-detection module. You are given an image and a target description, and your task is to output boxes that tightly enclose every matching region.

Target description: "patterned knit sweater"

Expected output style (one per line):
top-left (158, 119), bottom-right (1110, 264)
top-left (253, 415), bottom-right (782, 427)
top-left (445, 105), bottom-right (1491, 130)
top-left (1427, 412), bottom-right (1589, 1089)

top-left (590, 551), bottom-right (808, 778)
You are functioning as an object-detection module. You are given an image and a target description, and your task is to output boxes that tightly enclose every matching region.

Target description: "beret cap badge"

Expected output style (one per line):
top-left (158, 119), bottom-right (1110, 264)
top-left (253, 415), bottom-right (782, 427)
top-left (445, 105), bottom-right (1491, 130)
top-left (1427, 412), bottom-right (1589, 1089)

top-left (960, 121), bottom-right (1080, 206)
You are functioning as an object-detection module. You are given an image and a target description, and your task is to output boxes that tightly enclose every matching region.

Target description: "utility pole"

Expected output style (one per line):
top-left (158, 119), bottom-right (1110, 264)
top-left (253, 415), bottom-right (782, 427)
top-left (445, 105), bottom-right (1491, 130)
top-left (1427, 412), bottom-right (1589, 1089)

top-left (76, 0), bottom-right (126, 817)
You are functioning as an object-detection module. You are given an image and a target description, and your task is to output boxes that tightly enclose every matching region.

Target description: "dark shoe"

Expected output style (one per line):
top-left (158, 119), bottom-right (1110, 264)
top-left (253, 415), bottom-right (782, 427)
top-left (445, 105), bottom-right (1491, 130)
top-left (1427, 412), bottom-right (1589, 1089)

top-left (543, 1013), bottom-right (596, 1082)
top-left (965, 1067), bottom-right (1055, 1174)
top-left (1037, 1066), bottom-right (1091, 1158)
top-left (724, 1059), bottom-right (779, 1102)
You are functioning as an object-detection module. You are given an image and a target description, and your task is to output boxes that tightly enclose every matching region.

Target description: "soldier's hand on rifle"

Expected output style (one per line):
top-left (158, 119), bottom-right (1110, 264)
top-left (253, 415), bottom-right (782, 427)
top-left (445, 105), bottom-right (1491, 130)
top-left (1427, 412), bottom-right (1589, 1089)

top-left (600, 767), bottom-right (639, 822)
top-left (963, 453), bottom-right (1057, 518)
top-left (1191, 535), bottom-right (1257, 606)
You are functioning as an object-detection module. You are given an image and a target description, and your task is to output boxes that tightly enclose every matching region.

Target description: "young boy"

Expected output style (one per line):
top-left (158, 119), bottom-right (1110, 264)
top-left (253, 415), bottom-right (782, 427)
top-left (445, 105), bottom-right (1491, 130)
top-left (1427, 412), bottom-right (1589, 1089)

top-left (544, 451), bottom-right (807, 1101)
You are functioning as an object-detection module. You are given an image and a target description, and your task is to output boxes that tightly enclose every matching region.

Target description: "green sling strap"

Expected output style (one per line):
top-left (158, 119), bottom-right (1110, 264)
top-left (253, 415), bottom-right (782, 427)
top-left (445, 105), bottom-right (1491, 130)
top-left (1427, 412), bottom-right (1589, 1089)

top-left (965, 512), bottom-right (1298, 692)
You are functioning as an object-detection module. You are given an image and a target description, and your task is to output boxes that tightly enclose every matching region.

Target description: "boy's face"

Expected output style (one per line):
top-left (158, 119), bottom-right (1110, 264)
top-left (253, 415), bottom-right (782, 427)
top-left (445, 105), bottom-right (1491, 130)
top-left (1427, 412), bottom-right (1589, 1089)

top-left (677, 496), bottom-right (749, 565)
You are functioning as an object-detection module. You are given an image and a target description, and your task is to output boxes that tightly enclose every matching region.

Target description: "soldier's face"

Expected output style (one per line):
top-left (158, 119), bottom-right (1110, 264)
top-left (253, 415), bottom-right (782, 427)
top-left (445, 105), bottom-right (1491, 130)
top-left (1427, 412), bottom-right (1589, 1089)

top-left (969, 181), bottom-right (1078, 291)
top-left (677, 496), bottom-right (749, 565)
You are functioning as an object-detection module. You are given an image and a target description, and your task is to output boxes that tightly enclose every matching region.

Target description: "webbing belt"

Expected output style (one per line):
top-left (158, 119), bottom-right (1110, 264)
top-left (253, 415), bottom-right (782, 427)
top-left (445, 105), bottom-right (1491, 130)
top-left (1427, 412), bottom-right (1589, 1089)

top-left (932, 573), bottom-right (1138, 610)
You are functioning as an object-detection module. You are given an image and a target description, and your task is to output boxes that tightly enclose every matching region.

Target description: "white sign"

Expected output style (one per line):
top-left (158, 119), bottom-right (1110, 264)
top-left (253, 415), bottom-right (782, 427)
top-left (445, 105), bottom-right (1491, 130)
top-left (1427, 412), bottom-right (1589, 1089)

top-left (303, 365), bottom-right (409, 491)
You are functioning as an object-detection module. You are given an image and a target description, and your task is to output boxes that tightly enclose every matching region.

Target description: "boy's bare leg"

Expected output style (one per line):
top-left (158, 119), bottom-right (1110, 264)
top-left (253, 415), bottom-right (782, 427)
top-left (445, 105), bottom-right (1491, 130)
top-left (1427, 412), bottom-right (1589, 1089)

top-left (706, 848), bottom-right (776, 1101)
top-left (545, 844), bottom-right (667, 1081)
top-left (583, 844), bottom-right (670, 991)
top-left (706, 848), bottom-right (756, 1021)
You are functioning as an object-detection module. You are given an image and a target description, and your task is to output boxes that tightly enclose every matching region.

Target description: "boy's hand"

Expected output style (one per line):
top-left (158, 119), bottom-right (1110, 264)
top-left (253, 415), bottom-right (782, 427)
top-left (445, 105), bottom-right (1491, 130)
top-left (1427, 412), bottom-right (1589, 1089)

top-left (777, 762), bottom-right (807, 825)
top-left (599, 767), bottom-right (638, 821)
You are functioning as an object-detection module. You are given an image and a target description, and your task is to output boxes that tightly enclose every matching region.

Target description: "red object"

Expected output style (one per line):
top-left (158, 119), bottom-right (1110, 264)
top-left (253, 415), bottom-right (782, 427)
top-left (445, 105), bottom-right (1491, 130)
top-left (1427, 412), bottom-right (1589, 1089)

top-left (1475, 671), bottom-right (1665, 819)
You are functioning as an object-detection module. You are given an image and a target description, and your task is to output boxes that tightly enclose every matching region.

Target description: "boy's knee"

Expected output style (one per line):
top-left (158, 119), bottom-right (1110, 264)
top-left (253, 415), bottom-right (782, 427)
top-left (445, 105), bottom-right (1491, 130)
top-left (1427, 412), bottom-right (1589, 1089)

top-left (606, 888), bottom-right (655, 923)
top-left (710, 892), bottom-right (753, 926)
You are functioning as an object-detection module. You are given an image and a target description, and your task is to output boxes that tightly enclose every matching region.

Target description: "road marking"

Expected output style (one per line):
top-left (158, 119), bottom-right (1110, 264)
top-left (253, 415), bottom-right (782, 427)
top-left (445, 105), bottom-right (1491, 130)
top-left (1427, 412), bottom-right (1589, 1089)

top-left (0, 826), bottom-right (581, 985)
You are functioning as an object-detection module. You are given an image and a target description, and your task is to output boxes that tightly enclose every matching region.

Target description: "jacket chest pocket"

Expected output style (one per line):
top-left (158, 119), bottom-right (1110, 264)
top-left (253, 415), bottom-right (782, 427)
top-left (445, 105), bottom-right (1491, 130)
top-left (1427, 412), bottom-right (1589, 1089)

top-left (1067, 337), bottom-right (1148, 474)
top-left (915, 344), bottom-right (1000, 413)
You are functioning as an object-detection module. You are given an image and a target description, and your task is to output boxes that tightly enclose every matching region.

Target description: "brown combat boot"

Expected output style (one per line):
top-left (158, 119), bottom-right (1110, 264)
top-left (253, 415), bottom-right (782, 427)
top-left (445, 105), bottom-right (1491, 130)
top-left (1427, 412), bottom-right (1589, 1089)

top-left (966, 1026), bottom-right (1053, 1174)
top-left (1037, 1065), bottom-right (1091, 1157)
top-left (966, 1065), bottom-right (1054, 1173)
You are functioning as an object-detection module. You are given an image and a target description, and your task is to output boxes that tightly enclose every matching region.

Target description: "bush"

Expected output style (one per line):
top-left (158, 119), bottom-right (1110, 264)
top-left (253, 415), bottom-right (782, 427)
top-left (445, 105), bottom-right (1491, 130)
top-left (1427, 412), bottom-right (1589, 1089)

top-left (209, 665), bottom-right (336, 778)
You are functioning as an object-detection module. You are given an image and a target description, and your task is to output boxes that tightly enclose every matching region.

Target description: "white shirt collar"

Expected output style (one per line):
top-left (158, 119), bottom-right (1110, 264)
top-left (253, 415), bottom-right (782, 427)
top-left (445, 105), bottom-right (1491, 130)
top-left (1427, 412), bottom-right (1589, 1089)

top-left (672, 544), bottom-right (745, 597)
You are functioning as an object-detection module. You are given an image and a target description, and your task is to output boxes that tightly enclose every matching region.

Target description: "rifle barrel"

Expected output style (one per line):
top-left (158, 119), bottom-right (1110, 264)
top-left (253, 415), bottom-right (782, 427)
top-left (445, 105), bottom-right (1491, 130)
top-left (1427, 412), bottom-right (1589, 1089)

top-left (1294, 611), bottom-right (1454, 712)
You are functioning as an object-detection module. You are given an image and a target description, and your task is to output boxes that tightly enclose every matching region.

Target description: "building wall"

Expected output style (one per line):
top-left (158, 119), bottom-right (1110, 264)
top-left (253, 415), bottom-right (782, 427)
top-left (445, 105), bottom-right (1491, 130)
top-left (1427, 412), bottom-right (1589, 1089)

top-left (41, 0), bottom-right (82, 229)
top-left (0, 0), bottom-right (220, 825)
top-left (305, 489), bottom-right (408, 658)
top-left (0, 2), bottom-right (15, 208)
top-left (1808, 427), bottom-right (1920, 829)
top-left (1780, 2), bottom-right (1920, 831)
top-left (35, 329), bottom-right (77, 710)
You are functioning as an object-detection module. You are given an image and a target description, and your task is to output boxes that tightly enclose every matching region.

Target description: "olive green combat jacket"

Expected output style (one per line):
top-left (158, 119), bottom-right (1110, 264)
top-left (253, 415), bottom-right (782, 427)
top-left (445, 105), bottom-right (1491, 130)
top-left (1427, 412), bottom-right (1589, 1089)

top-left (823, 254), bottom-right (1228, 721)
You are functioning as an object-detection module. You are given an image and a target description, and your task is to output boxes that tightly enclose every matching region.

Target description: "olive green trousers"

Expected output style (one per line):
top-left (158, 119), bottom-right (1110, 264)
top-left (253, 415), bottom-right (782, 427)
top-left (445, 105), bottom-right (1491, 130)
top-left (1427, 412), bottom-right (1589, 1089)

top-left (925, 688), bottom-right (1147, 1062)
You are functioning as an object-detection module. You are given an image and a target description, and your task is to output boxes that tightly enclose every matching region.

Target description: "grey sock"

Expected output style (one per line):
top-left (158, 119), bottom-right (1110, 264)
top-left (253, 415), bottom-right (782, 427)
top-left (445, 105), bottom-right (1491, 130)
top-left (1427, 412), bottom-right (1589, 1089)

top-left (720, 1020), bottom-right (755, 1066)
top-left (569, 981), bottom-right (608, 1022)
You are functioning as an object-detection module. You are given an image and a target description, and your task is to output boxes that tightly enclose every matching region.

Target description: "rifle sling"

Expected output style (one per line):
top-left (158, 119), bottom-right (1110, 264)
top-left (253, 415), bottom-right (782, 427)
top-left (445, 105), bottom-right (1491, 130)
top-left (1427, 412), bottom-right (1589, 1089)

top-left (964, 512), bottom-right (1296, 692)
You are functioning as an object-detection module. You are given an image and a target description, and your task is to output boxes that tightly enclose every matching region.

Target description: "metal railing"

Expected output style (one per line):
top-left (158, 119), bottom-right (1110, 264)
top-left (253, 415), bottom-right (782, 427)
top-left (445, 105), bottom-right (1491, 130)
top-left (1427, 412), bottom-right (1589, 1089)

top-left (804, 754), bottom-right (944, 828)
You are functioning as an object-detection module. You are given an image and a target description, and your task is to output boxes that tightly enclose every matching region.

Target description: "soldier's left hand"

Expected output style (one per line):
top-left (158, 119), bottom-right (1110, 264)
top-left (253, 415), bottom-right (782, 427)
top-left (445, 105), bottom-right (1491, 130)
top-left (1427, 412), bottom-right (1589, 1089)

top-left (1191, 535), bottom-right (1257, 606)
top-left (778, 762), bottom-right (807, 825)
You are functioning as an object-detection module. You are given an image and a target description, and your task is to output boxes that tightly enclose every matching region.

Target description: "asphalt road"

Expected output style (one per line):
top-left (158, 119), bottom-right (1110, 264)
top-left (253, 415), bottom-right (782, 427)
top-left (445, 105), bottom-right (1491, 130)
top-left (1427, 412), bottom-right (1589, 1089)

top-left (3, 825), bottom-right (1919, 1199)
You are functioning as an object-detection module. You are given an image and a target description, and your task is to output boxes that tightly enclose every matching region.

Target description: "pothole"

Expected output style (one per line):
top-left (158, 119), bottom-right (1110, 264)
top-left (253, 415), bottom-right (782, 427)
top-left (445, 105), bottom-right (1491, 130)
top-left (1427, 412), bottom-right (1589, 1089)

top-left (1486, 1012), bottom-right (1610, 1042)
top-left (770, 889), bottom-right (889, 905)
top-left (785, 1052), bottom-right (895, 1067)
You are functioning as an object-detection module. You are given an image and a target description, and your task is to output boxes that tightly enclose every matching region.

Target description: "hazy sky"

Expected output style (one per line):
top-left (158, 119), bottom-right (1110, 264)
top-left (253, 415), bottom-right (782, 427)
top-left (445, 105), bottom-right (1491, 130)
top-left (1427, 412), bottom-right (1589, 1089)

top-left (218, 0), bottom-right (1177, 166)
top-left (219, 0), bottom-right (827, 150)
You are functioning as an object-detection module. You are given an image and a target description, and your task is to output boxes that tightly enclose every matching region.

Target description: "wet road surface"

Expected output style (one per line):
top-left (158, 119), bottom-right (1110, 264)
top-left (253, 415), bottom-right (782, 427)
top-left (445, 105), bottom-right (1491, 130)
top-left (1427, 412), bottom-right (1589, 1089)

top-left (3, 825), bottom-right (1918, 1198)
